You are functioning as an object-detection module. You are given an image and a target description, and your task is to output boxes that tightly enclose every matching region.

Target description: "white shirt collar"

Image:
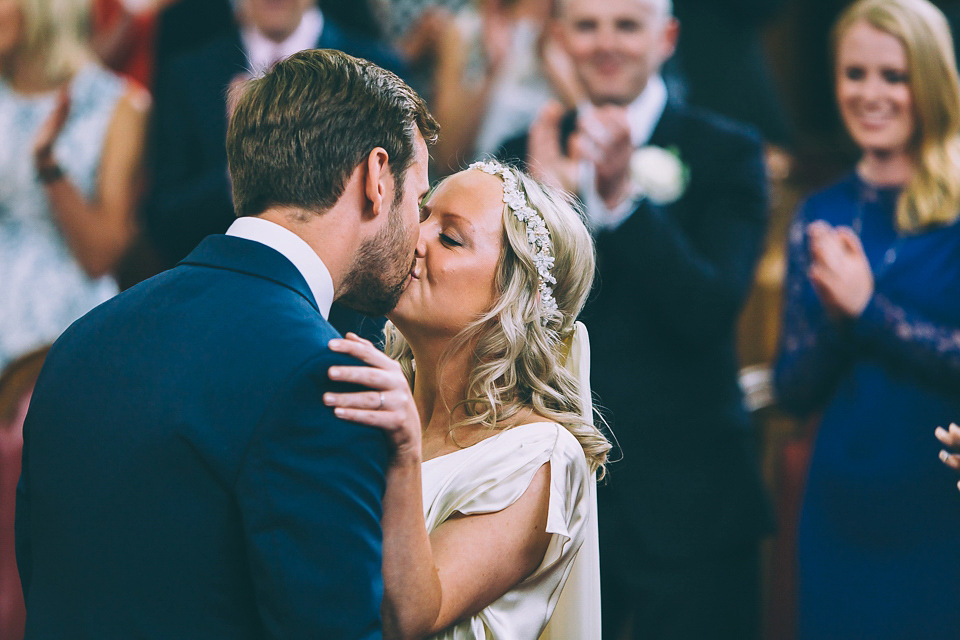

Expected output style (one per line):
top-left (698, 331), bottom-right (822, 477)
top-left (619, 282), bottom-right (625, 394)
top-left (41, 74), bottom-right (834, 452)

top-left (241, 7), bottom-right (324, 74)
top-left (625, 74), bottom-right (668, 147)
top-left (226, 216), bottom-right (334, 319)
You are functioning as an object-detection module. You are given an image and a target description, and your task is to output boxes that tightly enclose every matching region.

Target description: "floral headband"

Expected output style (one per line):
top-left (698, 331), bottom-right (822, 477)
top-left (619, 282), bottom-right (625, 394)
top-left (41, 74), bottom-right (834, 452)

top-left (469, 160), bottom-right (558, 324)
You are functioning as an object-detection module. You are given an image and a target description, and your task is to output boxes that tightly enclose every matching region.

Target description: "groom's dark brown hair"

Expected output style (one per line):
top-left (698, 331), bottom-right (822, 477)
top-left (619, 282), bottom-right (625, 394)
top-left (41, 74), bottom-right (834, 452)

top-left (226, 49), bottom-right (438, 218)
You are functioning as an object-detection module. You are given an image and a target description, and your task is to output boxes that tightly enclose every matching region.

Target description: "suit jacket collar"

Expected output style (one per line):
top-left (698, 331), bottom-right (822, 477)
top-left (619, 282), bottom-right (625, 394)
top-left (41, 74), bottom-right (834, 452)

top-left (198, 30), bottom-right (250, 83)
top-left (626, 74), bottom-right (668, 147)
top-left (316, 15), bottom-right (349, 50)
top-left (180, 234), bottom-right (320, 313)
top-left (648, 101), bottom-right (684, 149)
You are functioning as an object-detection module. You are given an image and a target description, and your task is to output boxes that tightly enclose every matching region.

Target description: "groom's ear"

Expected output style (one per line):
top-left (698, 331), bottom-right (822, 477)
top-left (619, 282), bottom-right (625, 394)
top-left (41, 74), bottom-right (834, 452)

top-left (363, 147), bottom-right (392, 220)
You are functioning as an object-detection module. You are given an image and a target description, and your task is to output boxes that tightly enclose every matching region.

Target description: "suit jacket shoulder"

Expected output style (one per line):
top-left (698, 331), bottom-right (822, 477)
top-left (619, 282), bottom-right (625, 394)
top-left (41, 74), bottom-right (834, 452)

top-left (163, 29), bottom-right (247, 90)
top-left (318, 18), bottom-right (409, 80)
top-left (647, 103), bottom-right (767, 227)
top-left (651, 103), bottom-right (764, 178)
top-left (17, 235), bottom-right (388, 637)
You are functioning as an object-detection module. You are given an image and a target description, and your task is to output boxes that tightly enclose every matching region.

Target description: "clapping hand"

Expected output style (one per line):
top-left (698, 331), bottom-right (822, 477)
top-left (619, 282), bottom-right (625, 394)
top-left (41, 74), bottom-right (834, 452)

top-left (401, 7), bottom-right (452, 65)
top-left (936, 423), bottom-right (960, 491)
top-left (33, 86), bottom-right (71, 171)
top-left (527, 101), bottom-right (633, 207)
top-left (324, 333), bottom-right (422, 466)
top-left (807, 221), bottom-right (874, 319)
top-left (578, 105), bottom-right (632, 208)
top-left (540, 31), bottom-right (586, 107)
top-left (527, 100), bottom-right (584, 194)
top-left (480, 1), bottom-right (512, 77)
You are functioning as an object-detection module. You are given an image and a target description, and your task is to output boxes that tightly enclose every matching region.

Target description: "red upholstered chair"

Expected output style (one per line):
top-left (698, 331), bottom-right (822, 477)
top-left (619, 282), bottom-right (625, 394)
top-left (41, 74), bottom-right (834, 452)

top-left (0, 347), bottom-right (50, 640)
top-left (763, 415), bottom-right (820, 640)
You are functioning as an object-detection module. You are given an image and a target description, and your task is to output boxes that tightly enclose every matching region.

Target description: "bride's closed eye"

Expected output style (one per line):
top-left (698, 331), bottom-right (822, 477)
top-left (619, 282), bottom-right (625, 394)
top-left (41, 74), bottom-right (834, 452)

top-left (440, 232), bottom-right (462, 247)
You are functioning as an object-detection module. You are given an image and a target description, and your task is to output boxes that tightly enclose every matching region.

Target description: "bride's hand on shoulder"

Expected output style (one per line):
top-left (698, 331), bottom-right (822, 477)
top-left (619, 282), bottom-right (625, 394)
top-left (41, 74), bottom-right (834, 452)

top-left (325, 333), bottom-right (422, 466)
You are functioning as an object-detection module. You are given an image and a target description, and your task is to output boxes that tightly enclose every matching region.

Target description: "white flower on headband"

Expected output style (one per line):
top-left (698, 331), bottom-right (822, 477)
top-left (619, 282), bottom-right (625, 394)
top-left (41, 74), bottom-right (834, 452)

top-left (469, 160), bottom-right (558, 324)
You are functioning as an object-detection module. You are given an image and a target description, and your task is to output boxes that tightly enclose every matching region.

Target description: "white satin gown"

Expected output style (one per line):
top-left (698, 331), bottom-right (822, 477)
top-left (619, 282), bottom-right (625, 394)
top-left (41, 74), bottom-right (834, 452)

top-left (421, 422), bottom-right (600, 640)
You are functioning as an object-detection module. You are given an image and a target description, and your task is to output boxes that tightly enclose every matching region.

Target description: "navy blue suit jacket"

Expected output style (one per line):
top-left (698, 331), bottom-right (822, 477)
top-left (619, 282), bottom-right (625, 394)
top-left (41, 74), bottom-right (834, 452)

top-left (16, 235), bottom-right (388, 638)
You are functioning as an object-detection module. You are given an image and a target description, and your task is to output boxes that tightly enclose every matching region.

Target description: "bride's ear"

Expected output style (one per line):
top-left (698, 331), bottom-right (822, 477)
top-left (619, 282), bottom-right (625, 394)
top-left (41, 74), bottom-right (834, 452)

top-left (364, 147), bottom-right (392, 220)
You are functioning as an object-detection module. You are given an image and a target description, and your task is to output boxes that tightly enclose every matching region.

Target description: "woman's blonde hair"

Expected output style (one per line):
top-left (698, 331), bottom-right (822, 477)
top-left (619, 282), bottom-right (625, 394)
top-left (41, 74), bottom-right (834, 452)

top-left (833, 0), bottom-right (960, 231)
top-left (6, 0), bottom-right (93, 84)
top-left (384, 165), bottom-right (611, 475)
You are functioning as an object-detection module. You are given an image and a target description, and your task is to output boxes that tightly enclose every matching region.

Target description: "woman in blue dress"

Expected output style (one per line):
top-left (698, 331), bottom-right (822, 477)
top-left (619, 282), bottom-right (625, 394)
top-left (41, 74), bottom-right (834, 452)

top-left (774, 0), bottom-right (960, 637)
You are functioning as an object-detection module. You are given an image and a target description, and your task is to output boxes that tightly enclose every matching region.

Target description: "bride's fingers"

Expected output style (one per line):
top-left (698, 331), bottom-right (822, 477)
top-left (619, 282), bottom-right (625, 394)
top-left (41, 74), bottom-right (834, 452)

top-left (328, 364), bottom-right (396, 389)
top-left (331, 406), bottom-right (404, 430)
top-left (343, 332), bottom-right (375, 348)
top-left (935, 424), bottom-right (960, 447)
top-left (323, 390), bottom-right (387, 410)
top-left (939, 449), bottom-right (960, 470)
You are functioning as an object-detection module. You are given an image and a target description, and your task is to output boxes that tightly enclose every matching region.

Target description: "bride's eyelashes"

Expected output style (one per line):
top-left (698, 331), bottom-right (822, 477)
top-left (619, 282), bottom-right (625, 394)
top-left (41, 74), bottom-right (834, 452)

top-left (439, 232), bottom-right (462, 247)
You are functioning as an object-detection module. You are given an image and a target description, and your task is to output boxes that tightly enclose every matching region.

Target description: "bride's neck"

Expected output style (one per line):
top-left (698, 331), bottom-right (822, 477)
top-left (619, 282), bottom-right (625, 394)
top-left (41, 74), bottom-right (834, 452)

top-left (409, 338), bottom-right (472, 434)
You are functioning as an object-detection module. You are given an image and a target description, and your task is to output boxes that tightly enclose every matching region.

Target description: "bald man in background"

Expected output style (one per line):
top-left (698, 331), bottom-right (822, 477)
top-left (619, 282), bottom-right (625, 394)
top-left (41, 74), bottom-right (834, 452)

top-left (499, 0), bottom-right (773, 637)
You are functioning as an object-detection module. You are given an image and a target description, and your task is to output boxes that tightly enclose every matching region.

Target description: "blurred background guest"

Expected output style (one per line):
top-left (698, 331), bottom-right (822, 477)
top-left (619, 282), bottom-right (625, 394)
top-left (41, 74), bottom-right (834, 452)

top-left (0, 0), bottom-right (149, 371)
top-left (91, 0), bottom-right (178, 88)
top-left (667, 0), bottom-right (793, 152)
top-left (319, 0), bottom-right (385, 40)
top-left (499, 0), bottom-right (775, 637)
top-left (150, 0), bottom-right (235, 78)
top-left (143, 0), bottom-right (406, 270)
top-left (774, 0), bottom-right (960, 637)
top-left (382, 0), bottom-right (468, 43)
top-left (428, 0), bottom-right (572, 175)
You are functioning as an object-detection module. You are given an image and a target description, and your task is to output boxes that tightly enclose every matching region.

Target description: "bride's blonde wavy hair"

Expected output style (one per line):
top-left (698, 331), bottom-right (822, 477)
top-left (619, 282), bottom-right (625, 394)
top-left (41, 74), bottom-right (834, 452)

top-left (384, 165), bottom-right (611, 476)
top-left (834, 0), bottom-right (960, 232)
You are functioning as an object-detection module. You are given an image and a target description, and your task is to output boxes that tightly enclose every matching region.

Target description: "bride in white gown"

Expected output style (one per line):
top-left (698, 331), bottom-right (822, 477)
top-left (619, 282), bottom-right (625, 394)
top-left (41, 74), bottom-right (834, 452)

top-left (323, 160), bottom-right (610, 639)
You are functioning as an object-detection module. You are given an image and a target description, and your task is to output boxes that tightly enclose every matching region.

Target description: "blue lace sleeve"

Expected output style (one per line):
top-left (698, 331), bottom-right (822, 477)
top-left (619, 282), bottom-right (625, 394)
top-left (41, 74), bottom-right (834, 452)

top-left (773, 209), bottom-right (857, 417)
top-left (854, 292), bottom-right (960, 392)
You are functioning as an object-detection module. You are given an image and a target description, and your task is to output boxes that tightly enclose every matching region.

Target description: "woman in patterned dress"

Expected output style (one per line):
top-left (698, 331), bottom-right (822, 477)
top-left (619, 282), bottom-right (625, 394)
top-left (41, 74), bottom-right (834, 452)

top-left (0, 0), bottom-right (149, 370)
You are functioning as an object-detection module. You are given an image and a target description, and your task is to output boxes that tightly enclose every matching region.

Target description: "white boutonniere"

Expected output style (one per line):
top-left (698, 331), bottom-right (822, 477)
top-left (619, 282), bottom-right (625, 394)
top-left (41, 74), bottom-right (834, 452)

top-left (629, 145), bottom-right (690, 205)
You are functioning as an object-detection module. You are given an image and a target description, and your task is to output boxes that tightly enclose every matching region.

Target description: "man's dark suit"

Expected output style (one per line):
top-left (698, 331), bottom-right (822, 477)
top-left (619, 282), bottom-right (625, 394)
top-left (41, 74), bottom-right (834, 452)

top-left (16, 235), bottom-right (388, 638)
top-left (501, 102), bottom-right (774, 638)
top-left (144, 19), bottom-right (405, 341)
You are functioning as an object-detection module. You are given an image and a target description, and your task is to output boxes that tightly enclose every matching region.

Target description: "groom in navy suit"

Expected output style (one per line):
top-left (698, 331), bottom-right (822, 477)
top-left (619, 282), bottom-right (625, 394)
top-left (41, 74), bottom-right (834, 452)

top-left (16, 50), bottom-right (437, 638)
